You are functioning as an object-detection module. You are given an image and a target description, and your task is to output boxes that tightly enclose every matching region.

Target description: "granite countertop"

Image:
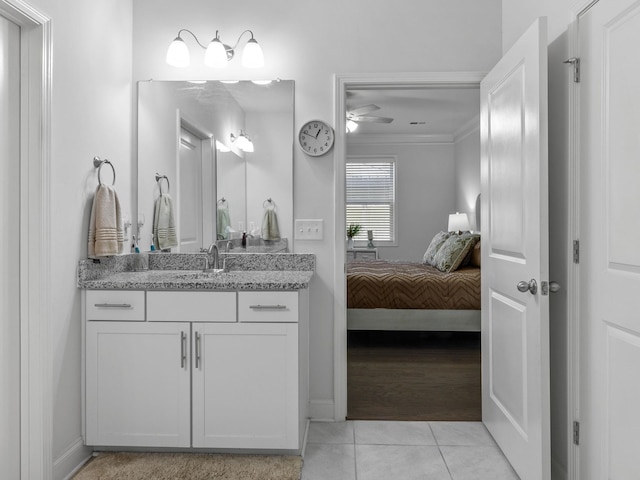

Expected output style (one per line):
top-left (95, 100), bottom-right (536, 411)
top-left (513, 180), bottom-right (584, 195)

top-left (78, 269), bottom-right (314, 291)
top-left (78, 253), bottom-right (315, 291)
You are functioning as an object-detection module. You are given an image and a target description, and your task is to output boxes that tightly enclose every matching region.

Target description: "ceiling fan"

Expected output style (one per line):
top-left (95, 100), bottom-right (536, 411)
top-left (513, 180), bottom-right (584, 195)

top-left (346, 104), bottom-right (394, 132)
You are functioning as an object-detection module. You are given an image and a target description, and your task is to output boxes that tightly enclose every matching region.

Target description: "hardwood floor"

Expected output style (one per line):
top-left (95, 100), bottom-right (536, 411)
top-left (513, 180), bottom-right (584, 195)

top-left (347, 331), bottom-right (481, 421)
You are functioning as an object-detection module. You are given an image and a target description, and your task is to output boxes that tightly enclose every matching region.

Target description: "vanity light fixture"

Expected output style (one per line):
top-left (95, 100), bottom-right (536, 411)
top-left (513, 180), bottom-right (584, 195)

top-left (166, 29), bottom-right (264, 69)
top-left (230, 131), bottom-right (254, 152)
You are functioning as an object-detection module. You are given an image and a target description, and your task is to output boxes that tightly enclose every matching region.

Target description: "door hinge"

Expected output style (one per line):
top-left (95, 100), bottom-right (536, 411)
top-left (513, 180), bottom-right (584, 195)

top-left (564, 57), bottom-right (581, 83)
top-left (573, 421), bottom-right (580, 445)
top-left (573, 240), bottom-right (580, 264)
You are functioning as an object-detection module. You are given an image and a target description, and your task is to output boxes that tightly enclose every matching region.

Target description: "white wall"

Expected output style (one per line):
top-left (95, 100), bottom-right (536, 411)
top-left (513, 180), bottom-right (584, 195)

top-left (132, 0), bottom-right (502, 418)
top-left (347, 142), bottom-right (457, 261)
top-left (245, 112), bottom-right (294, 243)
top-left (23, 0), bottom-right (134, 478)
top-left (454, 126), bottom-right (481, 230)
top-left (503, 2), bottom-right (572, 478)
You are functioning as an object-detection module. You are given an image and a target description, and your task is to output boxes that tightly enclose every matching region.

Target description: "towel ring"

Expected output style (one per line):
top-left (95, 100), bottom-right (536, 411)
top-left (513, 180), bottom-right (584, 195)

top-left (93, 156), bottom-right (116, 186)
top-left (155, 173), bottom-right (170, 194)
top-left (263, 198), bottom-right (276, 209)
top-left (217, 197), bottom-right (227, 206)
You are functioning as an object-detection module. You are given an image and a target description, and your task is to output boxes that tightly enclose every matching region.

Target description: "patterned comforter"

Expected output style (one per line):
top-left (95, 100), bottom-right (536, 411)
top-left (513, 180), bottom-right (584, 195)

top-left (347, 260), bottom-right (480, 310)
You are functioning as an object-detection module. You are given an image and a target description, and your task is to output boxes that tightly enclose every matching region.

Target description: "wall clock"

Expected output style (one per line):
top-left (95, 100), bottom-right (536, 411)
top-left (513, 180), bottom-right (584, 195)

top-left (298, 120), bottom-right (334, 157)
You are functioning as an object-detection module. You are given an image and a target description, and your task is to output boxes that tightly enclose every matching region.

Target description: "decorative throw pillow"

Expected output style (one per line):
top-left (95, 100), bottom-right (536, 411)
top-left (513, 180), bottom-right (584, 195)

top-left (432, 233), bottom-right (480, 273)
top-left (422, 231), bottom-right (452, 265)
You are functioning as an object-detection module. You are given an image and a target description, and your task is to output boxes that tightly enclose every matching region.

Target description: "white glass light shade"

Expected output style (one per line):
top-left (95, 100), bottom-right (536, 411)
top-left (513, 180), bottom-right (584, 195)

top-left (204, 38), bottom-right (228, 68)
top-left (448, 212), bottom-right (470, 232)
top-left (241, 38), bottom-right (264, 68)
top-left (166, 37), bottom-right (190, 68)
top-left (346, 119), bottom-right (359, 132)
top-left (242, 138), bottom-right (254, 152)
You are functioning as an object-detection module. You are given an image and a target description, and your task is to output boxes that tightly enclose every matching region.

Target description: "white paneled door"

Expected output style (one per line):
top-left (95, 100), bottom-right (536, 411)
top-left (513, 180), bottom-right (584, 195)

top-left (480, 18), bottom-right (550, 480)
top-left (0, 14), bottom-right (21, 480)
top-left (579, 1), bottom-right (640, 478)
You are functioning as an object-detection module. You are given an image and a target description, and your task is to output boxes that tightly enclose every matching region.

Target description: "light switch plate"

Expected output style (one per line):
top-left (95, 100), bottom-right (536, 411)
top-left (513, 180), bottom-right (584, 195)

top-left (295, 219), bottom-right (324, 240)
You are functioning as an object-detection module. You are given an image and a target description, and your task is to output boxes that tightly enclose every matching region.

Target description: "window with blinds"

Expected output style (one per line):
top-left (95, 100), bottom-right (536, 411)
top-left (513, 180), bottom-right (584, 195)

top-left (346, 159), bottom-right (397, 244)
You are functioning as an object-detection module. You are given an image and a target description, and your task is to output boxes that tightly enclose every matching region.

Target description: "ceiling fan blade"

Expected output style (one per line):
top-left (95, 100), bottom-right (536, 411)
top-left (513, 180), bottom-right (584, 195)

top-left (348, 104), bottom-right (381, 115)
top-left (353, 115), bottom-right (394, 123)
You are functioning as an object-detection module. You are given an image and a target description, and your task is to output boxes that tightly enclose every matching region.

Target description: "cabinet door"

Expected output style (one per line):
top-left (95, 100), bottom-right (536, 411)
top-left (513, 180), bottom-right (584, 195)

top-left (192, 322), bottom-right (299, 449)
top-left (86, 321), bottom-right (191, 447)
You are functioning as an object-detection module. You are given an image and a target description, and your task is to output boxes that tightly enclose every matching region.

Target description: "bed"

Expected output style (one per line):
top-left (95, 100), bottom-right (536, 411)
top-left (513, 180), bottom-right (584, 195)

top-left (346, 234), bottom-right (481, 332)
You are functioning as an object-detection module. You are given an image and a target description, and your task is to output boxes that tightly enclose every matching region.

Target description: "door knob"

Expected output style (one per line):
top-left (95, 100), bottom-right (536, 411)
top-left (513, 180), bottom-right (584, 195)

top-left (517, 279), bottom-right (537, 295)
top-left (549, 281), bottom-right (561, 293)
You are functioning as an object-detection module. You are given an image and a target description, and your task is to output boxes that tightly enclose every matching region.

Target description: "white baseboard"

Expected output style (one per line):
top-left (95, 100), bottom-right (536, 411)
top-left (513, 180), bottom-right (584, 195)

top-left (309, 399), bottom-right (335, 421)
top-left (552, 456), bottom-right (568, 480)
top-left (54, 437), bottom-right (92, 480)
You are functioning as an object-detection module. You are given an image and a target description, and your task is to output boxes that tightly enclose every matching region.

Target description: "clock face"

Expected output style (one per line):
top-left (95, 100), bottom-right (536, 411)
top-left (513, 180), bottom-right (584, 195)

top-left (298, 120), bottom-right (334, 156)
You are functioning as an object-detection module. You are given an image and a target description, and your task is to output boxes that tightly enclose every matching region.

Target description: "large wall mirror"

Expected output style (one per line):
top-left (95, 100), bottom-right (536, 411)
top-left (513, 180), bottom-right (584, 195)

top-left (137, 80), bottom-right (294, 252)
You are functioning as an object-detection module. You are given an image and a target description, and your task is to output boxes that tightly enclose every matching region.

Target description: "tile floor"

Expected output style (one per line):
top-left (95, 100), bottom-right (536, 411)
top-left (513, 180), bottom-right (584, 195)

top-left (302, 421), bottom-right (520, 480)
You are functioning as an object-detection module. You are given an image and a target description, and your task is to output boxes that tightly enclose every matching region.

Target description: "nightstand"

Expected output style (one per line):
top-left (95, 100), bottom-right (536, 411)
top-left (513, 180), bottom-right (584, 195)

top-left (346, 247), bottom-right (378, 262)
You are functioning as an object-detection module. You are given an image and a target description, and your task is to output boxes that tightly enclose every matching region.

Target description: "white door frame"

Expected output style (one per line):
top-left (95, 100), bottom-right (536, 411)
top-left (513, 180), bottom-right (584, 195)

top-left (333, 72), bottom-right (486, 421)
top-left (0, 0), bottom-right (52, 478)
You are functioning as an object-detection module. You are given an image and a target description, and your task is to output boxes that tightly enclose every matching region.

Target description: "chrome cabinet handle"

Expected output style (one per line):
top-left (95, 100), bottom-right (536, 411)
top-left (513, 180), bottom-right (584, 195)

top-left (180, 331), bottom-right (186, 369)
top-left (517, 279), bottom-right (537, 295)
top-left (249, 305), bottom-right (287, 310)
top-left (94, 303), bottom-right (132, 308)
top-left (195, 331), bottom-right (201, 369)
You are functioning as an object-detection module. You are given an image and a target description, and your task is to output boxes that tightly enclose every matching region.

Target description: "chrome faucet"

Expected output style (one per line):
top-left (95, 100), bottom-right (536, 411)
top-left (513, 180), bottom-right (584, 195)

top-left (205, 242), bottom-right (219, 271)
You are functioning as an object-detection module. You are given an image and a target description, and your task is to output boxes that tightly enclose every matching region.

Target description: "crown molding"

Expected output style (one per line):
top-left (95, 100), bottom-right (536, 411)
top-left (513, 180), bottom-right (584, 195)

top-left (453, 114), bottom-right (481, 142)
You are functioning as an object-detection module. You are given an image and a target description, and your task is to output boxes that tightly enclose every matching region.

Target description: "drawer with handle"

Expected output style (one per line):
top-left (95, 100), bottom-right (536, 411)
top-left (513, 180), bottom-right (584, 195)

top-left (86, 290), bottom-right (145, 321)
top-left (238, 291), bottom-right (298, 323)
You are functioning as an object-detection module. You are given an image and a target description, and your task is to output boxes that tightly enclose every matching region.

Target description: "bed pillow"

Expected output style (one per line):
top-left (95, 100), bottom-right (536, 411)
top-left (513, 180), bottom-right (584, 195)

top-left (432, 233), bottom-right (480, 273)
top-left (468, 240), bottom-right (481, 268)
top-left (422, 231), bottom-right (452, 265)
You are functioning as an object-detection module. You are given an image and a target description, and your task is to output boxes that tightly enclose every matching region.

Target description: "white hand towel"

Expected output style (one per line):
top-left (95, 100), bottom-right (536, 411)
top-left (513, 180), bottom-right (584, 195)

top-left (262, 208), bottom-right (280, 241)
top-left (217, 205), bottom-right (231, 240)
top-left (153, 194), bottom-right (178, 250)
top-left (88, 184), bottom-right (124, 258)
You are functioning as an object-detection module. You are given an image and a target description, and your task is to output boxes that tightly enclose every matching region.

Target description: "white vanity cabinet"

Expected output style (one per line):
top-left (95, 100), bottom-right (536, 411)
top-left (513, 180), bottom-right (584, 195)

top-left (192, 322), bottom-right (299, 449)
top-left (84, 288), bottom-right (309, 452)
top-left (85, 320), bottom-right (191, 447)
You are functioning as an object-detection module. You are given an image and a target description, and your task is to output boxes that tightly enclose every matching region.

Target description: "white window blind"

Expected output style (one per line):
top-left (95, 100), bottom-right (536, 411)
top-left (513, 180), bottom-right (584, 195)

top-left (346, 160), bottom-right (396, 243)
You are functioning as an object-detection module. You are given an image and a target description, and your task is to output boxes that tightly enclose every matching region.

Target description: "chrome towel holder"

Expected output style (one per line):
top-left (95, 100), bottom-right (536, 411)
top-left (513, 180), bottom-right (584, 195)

top-left (155, 173), bottom-right (170, 194)
top-left (263, 198), bottom-right (276, 209)
top-left (93, 156), bottom-right (116, 186)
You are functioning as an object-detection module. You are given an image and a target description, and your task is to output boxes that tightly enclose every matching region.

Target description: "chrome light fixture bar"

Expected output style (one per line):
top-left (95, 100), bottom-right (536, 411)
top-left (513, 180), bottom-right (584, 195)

top-left (166, 29), bottom-right (264, 68)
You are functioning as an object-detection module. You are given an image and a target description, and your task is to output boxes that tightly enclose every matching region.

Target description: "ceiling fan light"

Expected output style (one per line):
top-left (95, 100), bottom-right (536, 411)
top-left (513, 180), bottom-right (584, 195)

top-left (346, 119), bottom-right (359, 133)
top-left (204, 38), bottom-right (228, 68)
top-left (166, 36), bottom-right (190, 68)
top-left (241, 38), bottom-right (264, 68)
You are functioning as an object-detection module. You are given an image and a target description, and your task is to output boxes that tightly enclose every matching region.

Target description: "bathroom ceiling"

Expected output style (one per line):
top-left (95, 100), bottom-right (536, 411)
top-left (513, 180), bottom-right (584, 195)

top-left (346, 86), bottom-right (480, 139)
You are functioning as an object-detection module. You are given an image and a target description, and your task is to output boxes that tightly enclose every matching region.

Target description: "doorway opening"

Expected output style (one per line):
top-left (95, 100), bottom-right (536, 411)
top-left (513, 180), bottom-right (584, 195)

top-left (333, 73), bottom-right (485, 422)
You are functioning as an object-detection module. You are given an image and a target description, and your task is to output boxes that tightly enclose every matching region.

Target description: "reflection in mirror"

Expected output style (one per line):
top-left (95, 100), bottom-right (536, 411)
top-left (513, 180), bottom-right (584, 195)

top-left (137, 80), bottom-right (294, 253)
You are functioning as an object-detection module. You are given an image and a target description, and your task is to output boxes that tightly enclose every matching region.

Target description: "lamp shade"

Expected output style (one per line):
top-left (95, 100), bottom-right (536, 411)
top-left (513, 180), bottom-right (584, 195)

top-left (204, 38), bottom-right (228, 68)
top-left (448, 212), bottom-right (470, 232)
top-left (241, 38), bottom-right (264, 68)
top-left (166, 37), bottom-right (190, 68)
